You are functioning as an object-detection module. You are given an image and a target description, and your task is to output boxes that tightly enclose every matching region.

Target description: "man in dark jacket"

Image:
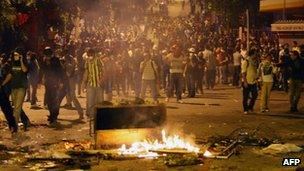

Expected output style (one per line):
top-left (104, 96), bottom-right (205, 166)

top-left (0, 54), bottom-right (17, 134)
top-left (277, 50), bottom-right (304, 113)
top-left (26, 52), bottom-right (41, 109)
top-left (288, 51), bottom-right (304, 113)
top-left (61, 49), bottom-right (84, 119)
top-left (41, 47), bottom-right (65, 125)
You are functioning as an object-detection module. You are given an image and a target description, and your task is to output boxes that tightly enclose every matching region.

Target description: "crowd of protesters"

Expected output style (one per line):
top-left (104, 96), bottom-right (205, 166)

top-left (0, 5), bottom-right (304, 136)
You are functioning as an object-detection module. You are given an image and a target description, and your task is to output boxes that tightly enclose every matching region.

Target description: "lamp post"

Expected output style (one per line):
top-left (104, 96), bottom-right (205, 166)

top-left (246, 9), bottom-right (250, 52)
top-left (283, 0), bottom-right (286, 20)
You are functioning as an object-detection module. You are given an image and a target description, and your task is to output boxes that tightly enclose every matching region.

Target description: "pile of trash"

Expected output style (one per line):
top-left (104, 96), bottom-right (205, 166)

top-left (201, 123), bottom-right (303, 159)
top-left (0, 139), bottom-right (96, 170)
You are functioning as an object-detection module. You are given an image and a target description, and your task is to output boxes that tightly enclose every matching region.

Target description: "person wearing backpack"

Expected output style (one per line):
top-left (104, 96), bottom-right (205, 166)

top-left (257, 54), bottom-right (277, 113)
top-left (140, 52), bottom-right (158, 103)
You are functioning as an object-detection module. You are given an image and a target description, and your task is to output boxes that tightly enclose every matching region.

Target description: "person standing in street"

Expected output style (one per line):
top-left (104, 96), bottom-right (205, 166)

top-left (232, 48), bottom-right (242, 87)
top-left (196, 51), bottom-right (205, 94)
top-left (82, 48), bottom-right (104, 118)
top-left (26, 52), bottom-right (41, 109)
top-left (132, 48), bottom-right (144, 100)
top-left (185, 47), bottom-right (198, 98)
top-left (203, 45), bottom-right (216, 90)
top-left (277, 50), bottom-right (304, 113)
top-left (0, 54), bottom-right (17, 134)
top-left (140, 52), bottom-right (159, 103)
top-left (3, 48), bottom-right (30, 131)
top-left (258, 54), bottom-right (276, 113)
top-left (288, 51), bottom-right (304, 113)
top-left (241, 49), bottom-right (259, 114)
top-left (41, 47), bottom-right (65, 125)
top-left (165, 45), bottom-right (185, 103)
top-left (62, 50), bottom-right (84, 120)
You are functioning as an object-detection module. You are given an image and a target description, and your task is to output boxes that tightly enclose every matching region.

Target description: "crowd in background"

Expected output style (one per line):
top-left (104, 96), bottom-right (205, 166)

top-left (0, 2), bottom-right (304, 135)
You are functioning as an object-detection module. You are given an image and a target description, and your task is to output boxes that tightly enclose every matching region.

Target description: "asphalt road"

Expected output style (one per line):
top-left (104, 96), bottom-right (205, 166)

top-left (0, 84), bottom-right (303, 170)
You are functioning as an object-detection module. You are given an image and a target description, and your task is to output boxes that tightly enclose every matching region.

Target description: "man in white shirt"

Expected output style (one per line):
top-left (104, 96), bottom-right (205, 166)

top-left (203, 45), bottom-right (216, 90)
top-left (165, 45), bottom-right (185, 103)
top-left (232, 48), bottom-right (242, 87)
top-left (140, 52), bottom-right (158, 103)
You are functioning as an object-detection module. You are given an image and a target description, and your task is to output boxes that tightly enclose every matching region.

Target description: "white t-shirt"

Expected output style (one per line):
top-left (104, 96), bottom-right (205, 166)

top-left (233, 51), bottom-right (242, 66)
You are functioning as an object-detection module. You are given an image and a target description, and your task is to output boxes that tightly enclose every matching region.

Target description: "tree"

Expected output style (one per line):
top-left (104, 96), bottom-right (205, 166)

top-left (203, 0), bottom-right (259, 28)
top-left (0, 0), bottom-right (17, 32)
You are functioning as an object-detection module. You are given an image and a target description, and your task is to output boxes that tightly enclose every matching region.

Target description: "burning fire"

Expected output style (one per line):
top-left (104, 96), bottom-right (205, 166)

top-left (203, 150), bottom-right (213, 158)
top-left (117, 130), bottom-right (200, 158)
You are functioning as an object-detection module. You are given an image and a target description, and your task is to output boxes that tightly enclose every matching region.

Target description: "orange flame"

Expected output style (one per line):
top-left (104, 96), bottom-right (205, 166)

top-left (203, 150), bottom-right (213, 158)
top-left (117, 130), bottom-right (200, 158)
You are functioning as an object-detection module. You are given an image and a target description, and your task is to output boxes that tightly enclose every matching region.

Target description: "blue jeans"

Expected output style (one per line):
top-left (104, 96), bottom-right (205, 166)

top-left (167, 73), bottom-right (183, 100)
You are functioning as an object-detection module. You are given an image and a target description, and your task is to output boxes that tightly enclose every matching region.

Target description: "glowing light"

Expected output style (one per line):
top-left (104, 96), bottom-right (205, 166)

top-left (117, 130), bottom-right (200, 158)
top-left (203, 150), bottom-right (213, 157)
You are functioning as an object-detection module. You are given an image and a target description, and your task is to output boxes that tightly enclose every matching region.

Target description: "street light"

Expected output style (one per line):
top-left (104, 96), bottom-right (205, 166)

top-left (282, 0), bottom-right (286, 20)
top-left (246, 9), bottom-right (250, 52)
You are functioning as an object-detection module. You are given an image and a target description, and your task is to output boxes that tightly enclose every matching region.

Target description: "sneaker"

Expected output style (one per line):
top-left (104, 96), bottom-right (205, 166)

top-left (165, 98), bottom-right (169, 102)
top-left (244, 111), bottom-right (248, 115)
top-left (177, 100), bottom-right (184, 104)
top-left (265, 109), bottom-right (270, 112)
top-left (260, 110), bottom-right (266, 113)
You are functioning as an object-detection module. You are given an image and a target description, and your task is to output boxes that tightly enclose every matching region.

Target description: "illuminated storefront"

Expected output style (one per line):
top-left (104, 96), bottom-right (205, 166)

top-left (271, 20), bottom-right (304, 45)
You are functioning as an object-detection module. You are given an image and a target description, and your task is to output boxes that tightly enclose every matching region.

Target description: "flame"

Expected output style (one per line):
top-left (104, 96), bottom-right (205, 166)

top-left (117, 130), bottom-right (200, 158)
top-left (203, 150), bottom-right (213, 158)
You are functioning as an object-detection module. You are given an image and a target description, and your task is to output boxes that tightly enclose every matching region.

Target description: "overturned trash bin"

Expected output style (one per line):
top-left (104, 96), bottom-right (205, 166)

top-left (94, 104), bottom-right (166, 149)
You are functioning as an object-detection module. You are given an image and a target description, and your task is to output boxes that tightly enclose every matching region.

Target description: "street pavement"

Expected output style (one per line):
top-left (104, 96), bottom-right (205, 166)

top-left (0, 84), bottom-right (303, 170)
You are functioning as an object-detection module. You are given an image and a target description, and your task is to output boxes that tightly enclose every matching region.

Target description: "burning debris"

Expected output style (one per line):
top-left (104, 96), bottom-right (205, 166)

top-left (117, 130), bottom-right (200, 158)
top-left (200, 123), bottom-right (283, 159)
top-left (1, 123), bottom-right (301, 170)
